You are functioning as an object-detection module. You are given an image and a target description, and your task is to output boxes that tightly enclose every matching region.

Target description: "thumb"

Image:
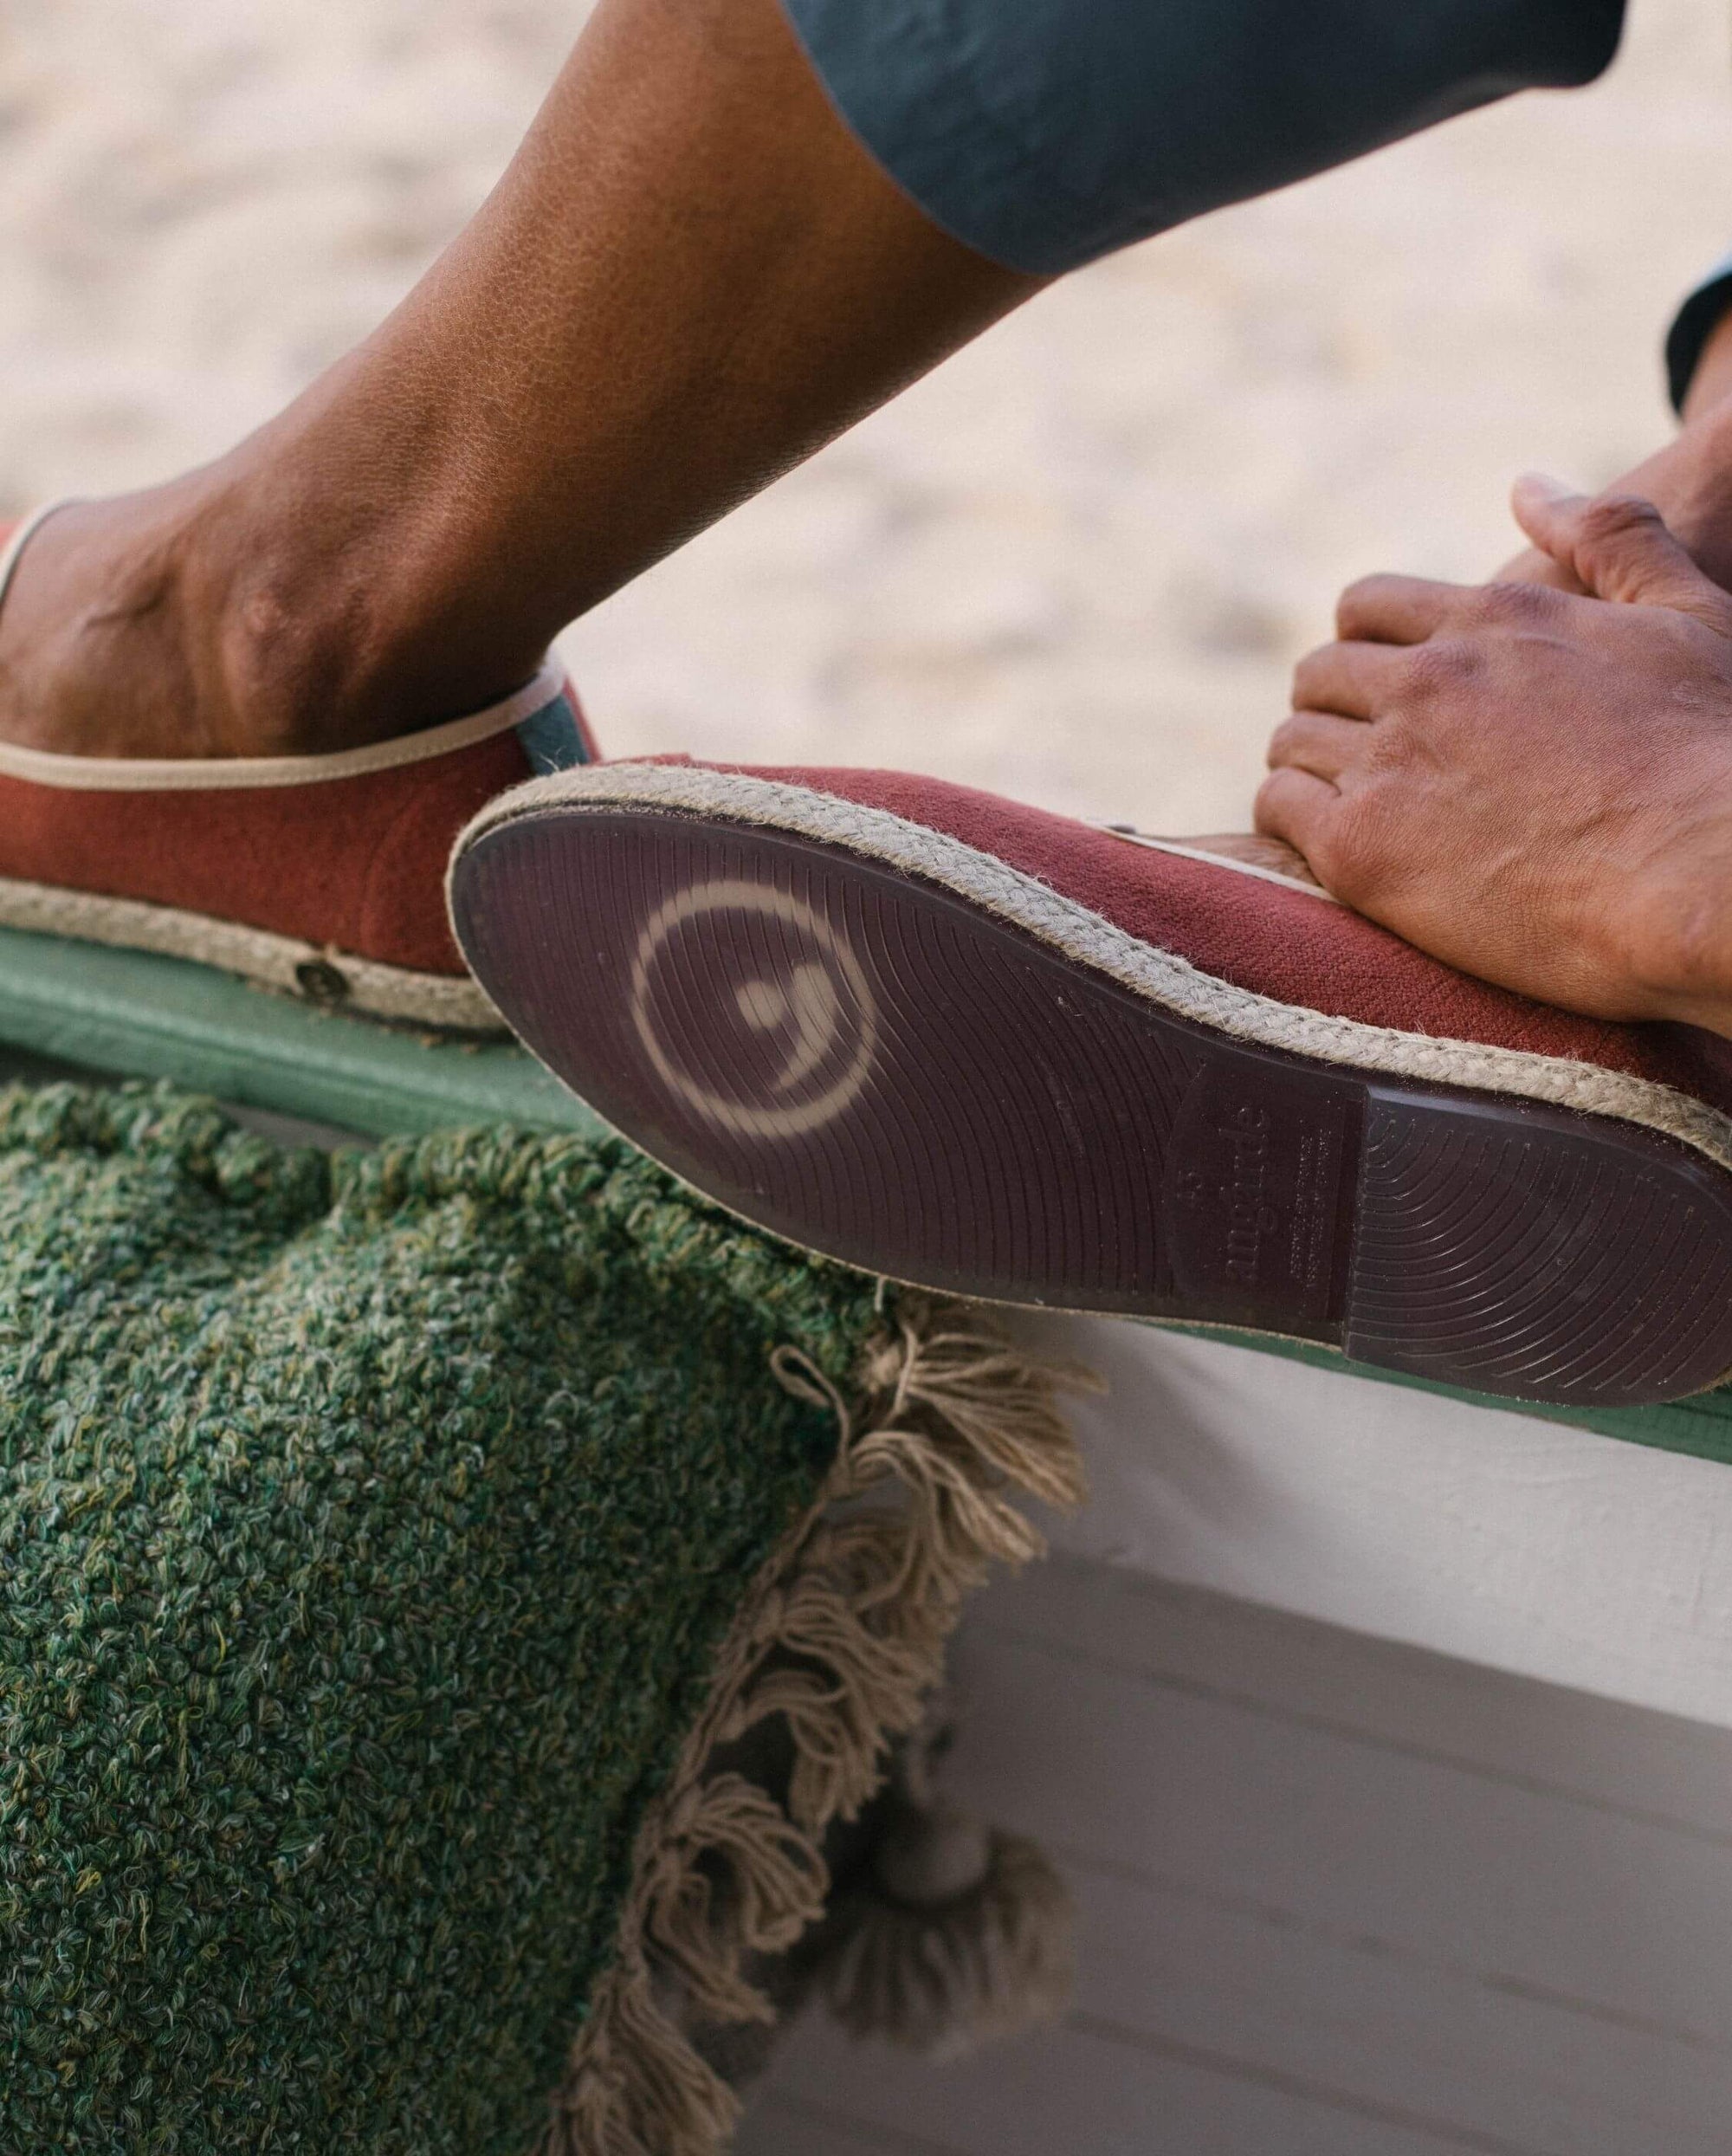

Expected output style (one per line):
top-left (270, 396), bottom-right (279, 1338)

top-left (1511, 472), bottom-right (1732, 626)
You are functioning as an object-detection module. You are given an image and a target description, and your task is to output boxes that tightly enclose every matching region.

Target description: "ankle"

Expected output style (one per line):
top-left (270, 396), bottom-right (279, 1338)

top-left (191, 427), bottom-right (558, 753)
top-left (192, 497), bottom-right (411, 759)
top-left (0, 461), bottom-right (548, 762)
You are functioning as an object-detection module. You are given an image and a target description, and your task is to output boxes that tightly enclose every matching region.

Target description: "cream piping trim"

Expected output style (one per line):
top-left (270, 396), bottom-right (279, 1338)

top-left (0, 500), bottom-right (78, 617)
top-left (1093, 828), bottom-right (1342, 906)
top-left (0, 875), bottom-right (503, 1033)
top-left (454, 762), bottom-right (1732, 1177)
top-left (0, 658), bottom-right (567, 792)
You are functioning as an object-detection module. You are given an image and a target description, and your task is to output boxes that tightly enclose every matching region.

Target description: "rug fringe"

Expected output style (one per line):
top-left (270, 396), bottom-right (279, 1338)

top-left (538, 1299), bottom-right (1092, 2155)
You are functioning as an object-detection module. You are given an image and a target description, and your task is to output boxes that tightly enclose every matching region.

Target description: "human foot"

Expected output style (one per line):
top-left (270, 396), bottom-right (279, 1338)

top-left (0, 469), bottom-right (554, 763)
top-left (0, 490), bottom-right (597, 1026)
top-left (0, 490), bottom-right (337, 761)
top-left (450, 755), bottom-right (1732, 1409)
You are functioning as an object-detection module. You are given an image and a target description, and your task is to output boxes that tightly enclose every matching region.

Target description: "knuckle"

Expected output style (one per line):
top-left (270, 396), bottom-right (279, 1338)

top-left (1255, 762), bottom-right (1309, 817)
top-left (1288, 644), bottom-right (1333, 701)
top-left (1251, 768), bottom-right (1287, 821)
top-left (1577, 491), bottom-right (1663, 553)
top-left (1264, 714), bottom-right (1303, 766)
top-left (1400, 637), bottom-right (1477, 702)
top-left (1251, 771), bottom-right (1305, 851)
top-left (1254, 764), bottom-right (1322, 837)
top-left (1334, 574), bottom-right (1397, 631)
top-left (1465, 578), bottom-right (1554, 629)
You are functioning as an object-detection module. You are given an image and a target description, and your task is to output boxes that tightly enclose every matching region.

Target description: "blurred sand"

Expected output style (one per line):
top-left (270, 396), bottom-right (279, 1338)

top-left (2, 0), bottom-right (1731, 825)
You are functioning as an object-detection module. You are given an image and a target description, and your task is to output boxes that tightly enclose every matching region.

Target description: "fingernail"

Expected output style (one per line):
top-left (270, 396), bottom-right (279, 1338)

top-left (1515, 470), bottom-right (1575, 503)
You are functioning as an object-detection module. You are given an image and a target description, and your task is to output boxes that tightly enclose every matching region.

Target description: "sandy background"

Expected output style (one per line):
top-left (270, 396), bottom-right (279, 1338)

top-left (1, 0), bottom-right (1730, 828)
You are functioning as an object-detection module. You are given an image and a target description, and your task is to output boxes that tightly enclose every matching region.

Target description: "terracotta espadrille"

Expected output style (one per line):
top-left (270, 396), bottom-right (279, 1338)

top-left (449, 755), bottom-right (1732, 1409)
top-left (0, 505), bottom-right (597, 1032)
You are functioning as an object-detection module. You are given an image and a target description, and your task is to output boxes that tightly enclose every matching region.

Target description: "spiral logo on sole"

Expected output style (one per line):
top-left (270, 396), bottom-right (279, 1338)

top-left (630, 879), bottom-right (878, 1138)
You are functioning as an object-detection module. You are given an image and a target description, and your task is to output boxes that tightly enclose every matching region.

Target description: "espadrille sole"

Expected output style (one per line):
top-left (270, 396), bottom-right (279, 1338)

top-left (450, 782), bottom-right (1732, 1408)
top-left (0, 874), bottom-right (503, 1033)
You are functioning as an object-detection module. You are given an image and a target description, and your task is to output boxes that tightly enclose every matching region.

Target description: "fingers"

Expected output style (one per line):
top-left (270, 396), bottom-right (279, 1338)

top-left (1267, 709), bottom-right (1367, 784)
top-left (1253, 766), bottom-right (1341, 878)
top-left (1335, 573), bottom-right (1465, 645)
top-left (1488, 543), bottom-right (1587, 596)
top-left (1291, 637), bottom-right (1407, 720)
top-left (1511, 473), bottom-right (1732, 625)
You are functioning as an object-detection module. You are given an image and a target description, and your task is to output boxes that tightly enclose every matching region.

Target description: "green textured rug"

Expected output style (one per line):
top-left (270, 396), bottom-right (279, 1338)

top-left (0, 1082), bottom-right (1081, 2154)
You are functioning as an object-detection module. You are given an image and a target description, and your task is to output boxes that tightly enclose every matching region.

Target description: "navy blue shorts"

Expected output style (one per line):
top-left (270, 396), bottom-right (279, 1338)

top-left (779, 0), bottom-right (1625, 275)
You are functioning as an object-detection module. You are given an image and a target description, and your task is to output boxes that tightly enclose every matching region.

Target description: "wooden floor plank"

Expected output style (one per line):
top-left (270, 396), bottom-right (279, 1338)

top-left (1062, 1854), bottom-right (1730, 2153)
top-left (736, 2092), bottom-right (963, 2156)
top-left (744, 1562), bottom-right (1732, 2152)
top-left (940, 1620), bottom-right (1732, 2048)
top-left (976, 1556), bottom-right (1732, 1839)
top-left (756, 2017), bottom-right (1512, 2156)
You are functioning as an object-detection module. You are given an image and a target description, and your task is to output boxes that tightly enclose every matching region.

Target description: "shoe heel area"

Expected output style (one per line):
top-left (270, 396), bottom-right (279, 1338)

top-left (1342, 1084), bottom-right (1732, 1407)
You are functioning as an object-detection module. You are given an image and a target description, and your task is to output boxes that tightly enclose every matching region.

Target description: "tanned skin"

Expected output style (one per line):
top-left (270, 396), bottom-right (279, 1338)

top-left (10, 0), bottom-right (1732, 1041)
top-left (0, 0), bottom-right (1040, 761)
top-left (1261, 311), bottom-right (1732, 1040)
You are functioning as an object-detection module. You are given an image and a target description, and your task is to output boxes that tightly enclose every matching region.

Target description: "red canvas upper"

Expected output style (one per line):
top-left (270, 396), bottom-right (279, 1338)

top-left (0, 728), bottom-right (538, 976)
top-left (0, 502), bottom-right (597, 977)
top-left (692, 759), bottom-right (1732, 1119)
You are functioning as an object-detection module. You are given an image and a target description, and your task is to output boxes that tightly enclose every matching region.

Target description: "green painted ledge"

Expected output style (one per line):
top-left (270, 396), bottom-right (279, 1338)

top-left (2, 922), bottom-right (1729, 1467)
top-left (0, 925), bottom-right (603, 1141)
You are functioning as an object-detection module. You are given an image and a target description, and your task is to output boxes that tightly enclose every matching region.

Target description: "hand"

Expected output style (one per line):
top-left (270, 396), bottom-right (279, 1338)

top-left (1257, 475), bottom-right (1732, 1037)
top-left (1495, 307), bottom-right (1732, 598)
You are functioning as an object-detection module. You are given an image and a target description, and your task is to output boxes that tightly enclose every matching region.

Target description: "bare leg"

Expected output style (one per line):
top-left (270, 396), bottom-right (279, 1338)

top-left (0, 0), bottom-right (1041, 760)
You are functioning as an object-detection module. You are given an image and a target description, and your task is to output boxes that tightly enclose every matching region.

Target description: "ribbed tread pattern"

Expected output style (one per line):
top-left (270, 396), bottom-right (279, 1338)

top-left (461, 813), bottom-right (1203, 1307)
top-left (1345, 1091), bottom-right (1732, 1405)
top-left (454, 805), bottom-right (1732, 1407)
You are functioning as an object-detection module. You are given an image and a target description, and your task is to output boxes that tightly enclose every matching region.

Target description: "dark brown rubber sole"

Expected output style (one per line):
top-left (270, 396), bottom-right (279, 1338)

top-left (452, 806), bottom-right (1732, 1408)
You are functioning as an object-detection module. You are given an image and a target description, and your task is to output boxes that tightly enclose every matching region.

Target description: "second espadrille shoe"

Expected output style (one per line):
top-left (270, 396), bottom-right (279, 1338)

top-left (449, 755), bottom-right (1732, 1408)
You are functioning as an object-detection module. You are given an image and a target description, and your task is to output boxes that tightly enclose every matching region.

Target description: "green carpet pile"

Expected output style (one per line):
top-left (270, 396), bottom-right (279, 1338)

top-left (0, 1083), bottom-right (888, 2153)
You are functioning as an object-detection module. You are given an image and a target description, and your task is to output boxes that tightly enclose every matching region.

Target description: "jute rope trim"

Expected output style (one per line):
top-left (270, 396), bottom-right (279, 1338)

top-left (0, 875), bottom-right (504, 1033)
top-left (537, 1305), bottom-right (1091, 2156)
top-left (458, 763), bottom-right (1732, 1177)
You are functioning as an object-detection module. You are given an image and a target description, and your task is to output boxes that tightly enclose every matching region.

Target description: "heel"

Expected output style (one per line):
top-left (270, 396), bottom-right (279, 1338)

top-left (1342, 1086), bottom-right (1732, 1406)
